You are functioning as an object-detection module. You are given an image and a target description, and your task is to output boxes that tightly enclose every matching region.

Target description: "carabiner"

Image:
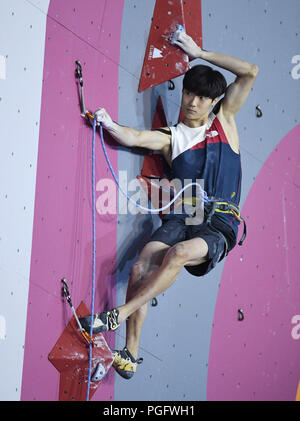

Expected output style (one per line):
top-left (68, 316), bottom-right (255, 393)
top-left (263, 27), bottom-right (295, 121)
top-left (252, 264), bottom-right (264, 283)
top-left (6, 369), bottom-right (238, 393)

top-left (75, 60), bottom-right (87, 116)
top-left (75, 60), bottom-right (83, 86)
top-left (61, 277), bottom-right (95, 347)
top-left (61, 277), bottom-right (72, 307)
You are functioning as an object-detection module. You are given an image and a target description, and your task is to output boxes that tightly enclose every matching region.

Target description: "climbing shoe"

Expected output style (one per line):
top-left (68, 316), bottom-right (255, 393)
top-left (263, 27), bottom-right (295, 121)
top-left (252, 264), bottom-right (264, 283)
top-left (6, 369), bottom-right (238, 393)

top-left (112, 347), bottom-right (143, 380)
top-left (79, 308), bottom-right (120, 334)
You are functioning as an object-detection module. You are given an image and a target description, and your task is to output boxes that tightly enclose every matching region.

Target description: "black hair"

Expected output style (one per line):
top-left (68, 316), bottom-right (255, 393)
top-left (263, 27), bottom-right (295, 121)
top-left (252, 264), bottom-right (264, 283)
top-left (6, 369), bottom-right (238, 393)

top-left (182, 64), bottom-right (227, 100)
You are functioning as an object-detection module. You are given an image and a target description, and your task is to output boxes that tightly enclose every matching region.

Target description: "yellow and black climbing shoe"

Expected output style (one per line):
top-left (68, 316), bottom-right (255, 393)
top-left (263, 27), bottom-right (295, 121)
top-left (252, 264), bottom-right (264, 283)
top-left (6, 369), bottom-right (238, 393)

top-left (79, 308), bottom-right (120, 334)
top-left (112, 347), bottom-right (143, 380)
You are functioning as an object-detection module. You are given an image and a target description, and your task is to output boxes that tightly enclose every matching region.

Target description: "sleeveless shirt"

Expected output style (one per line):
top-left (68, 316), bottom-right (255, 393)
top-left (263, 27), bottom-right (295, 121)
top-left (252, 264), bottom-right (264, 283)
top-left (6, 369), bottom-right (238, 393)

top-left (166, 112), bottom-right (242, 240)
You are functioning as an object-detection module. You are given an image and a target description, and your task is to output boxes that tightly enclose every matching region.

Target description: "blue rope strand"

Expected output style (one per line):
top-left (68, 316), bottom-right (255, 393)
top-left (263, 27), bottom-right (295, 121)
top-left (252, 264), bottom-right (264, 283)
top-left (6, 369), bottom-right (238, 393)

top-left (86, 116), bottom-right (97, 401)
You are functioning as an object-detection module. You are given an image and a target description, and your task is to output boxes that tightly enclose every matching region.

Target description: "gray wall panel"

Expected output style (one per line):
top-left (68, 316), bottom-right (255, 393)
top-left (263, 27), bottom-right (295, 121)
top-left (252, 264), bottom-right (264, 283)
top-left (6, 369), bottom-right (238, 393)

top-left (115, 0), bottom-right (300, 401)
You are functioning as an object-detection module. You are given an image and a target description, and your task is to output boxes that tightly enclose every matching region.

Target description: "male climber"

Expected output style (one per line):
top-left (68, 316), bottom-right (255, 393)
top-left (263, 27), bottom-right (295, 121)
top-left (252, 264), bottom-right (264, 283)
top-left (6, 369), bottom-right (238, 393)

top-left (80, 31), bottom-right (258, 379)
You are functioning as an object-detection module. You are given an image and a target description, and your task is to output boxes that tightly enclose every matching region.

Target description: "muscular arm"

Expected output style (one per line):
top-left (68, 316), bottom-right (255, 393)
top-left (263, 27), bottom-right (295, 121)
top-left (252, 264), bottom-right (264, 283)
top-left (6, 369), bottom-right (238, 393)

top-left (173, 32), bottom-right (259, 117)
top-left (94, 108), bottom-right (171, 151)
top-left (200, 50), bottom-right (259, 117)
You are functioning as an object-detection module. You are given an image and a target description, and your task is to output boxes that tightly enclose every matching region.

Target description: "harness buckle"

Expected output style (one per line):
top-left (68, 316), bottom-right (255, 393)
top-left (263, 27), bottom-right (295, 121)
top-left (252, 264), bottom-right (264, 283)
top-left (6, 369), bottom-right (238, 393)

top-left (217, 202), bottom-right (230, 212)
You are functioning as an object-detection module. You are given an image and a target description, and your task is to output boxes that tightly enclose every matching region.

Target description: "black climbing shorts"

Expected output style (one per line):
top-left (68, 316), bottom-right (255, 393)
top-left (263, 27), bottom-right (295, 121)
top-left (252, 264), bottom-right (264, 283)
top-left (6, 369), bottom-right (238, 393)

top-left (150, 215), bottom-right (237, 277)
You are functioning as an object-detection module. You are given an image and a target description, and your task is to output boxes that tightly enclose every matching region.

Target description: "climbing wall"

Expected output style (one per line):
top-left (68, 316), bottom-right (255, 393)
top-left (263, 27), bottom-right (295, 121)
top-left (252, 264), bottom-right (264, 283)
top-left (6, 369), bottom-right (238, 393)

top-left (207, 124), bottom-right (300, 400)
top-left (114, 0), bottom-right (300, 401)
top-left (0, 0), bottom-right (50, 400)
top-left (20, 0), bottom-right (123, 401)
top-left (204, 0), bottom-right (300, 401)
top-left (0, 0), bottom-right (123, 401)
top-left (1, 0), bottom-right (299, 402)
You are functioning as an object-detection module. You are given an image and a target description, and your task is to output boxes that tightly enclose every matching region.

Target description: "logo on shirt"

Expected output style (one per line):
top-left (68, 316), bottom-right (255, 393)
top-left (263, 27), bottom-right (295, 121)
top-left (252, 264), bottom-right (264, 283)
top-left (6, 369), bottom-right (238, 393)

top-left (206, 130), bottom-right (219, 138)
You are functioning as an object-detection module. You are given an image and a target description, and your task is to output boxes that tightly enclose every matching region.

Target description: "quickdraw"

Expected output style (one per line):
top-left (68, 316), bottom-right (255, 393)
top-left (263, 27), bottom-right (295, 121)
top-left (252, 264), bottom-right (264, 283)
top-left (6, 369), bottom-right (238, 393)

top-left (61, 278), bottom-right (95, 347)
top-left (75, 60), bottom-right (96, 122)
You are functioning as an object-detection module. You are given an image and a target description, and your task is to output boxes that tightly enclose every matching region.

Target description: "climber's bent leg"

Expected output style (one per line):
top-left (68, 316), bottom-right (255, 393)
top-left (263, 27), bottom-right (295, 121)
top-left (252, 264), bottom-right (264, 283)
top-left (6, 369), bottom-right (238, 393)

top-left (117, 236), bottom-right (209, 323)
top-left (111, 237), bottom-right (208, 380)
top-left (80, 236), bottom-right (209, 335)
top-left (79, 241), bottom-right (170, 335)
top-left (125, 241), bottom-right (170, 359)
top-left (112, 241), bottom-right (170, 379)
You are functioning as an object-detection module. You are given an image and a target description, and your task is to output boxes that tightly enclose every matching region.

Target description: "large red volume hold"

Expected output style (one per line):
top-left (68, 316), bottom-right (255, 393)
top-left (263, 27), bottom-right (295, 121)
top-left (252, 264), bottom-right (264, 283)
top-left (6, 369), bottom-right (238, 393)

top-left (48, 301), bottom-right (114, 401)
top-left (138, 0), bottom-right (202, 92)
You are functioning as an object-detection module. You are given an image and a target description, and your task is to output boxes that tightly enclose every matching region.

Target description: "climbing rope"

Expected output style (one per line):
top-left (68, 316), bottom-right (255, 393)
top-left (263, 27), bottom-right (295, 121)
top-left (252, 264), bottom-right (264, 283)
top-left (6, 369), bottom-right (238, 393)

top-left (86, 116), bottom-right (97, 401)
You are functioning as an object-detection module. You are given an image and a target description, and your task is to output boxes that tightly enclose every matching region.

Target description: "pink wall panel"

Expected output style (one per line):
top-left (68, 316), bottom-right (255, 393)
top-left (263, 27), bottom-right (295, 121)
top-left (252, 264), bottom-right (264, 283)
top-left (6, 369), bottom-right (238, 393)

top-left (207, 124), bottom-right (300, 401)
top-left (21, 0), bottom-right (124, 401)
top-left (47, 0), bottom-right (106, 48)
top-left (47, 0), bottom-right (124, 63)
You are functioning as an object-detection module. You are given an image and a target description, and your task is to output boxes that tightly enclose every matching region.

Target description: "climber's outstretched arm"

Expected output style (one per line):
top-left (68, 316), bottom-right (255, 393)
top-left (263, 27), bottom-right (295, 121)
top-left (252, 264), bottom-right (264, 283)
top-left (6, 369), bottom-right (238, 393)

top-left (94, 108), bottom-right (171, 151)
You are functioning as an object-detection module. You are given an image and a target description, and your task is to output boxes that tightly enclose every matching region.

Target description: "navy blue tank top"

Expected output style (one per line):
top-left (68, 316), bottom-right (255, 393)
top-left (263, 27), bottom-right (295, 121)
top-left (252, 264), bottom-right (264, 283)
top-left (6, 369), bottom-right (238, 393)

top-left (166, 112), bottom-right (242, 241)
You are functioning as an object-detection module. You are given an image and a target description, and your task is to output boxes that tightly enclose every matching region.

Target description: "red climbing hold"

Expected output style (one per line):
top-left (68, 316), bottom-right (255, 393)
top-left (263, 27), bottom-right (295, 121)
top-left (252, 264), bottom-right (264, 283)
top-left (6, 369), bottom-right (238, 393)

top-left (138, 0), bottom-right (203, 92)
top-left (48, 301), bottom-right (114, 401)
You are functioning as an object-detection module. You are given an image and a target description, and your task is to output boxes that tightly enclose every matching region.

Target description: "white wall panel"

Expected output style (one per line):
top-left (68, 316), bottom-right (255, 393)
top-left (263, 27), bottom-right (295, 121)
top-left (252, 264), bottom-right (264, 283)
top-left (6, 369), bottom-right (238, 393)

top-left (0, 0), bottom-right (50, 401)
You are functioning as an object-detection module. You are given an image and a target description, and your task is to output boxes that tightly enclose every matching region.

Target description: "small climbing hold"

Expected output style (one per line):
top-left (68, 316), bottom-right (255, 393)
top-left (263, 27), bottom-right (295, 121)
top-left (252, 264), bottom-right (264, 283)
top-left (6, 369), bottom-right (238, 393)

top-left (238, 308), bottom-right (244, 321)
top-left (168, 80), bottom-right (175, 90)
top-left (151, 297), bottom-right (158, 307)
top-left (91, 362), bottom-right (106, 382)
top-left (256, 105), bottom-right (263, 118)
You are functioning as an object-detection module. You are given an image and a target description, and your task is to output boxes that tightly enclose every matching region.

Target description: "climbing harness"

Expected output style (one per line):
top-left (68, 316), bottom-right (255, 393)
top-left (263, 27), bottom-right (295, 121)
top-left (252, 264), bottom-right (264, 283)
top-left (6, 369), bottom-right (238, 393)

top-left (61, 278), bottom-right (95, 347)
top-left (204, 197), bottom-right (247, 246)
top-left (175, 195), bottom-right (247, 247)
